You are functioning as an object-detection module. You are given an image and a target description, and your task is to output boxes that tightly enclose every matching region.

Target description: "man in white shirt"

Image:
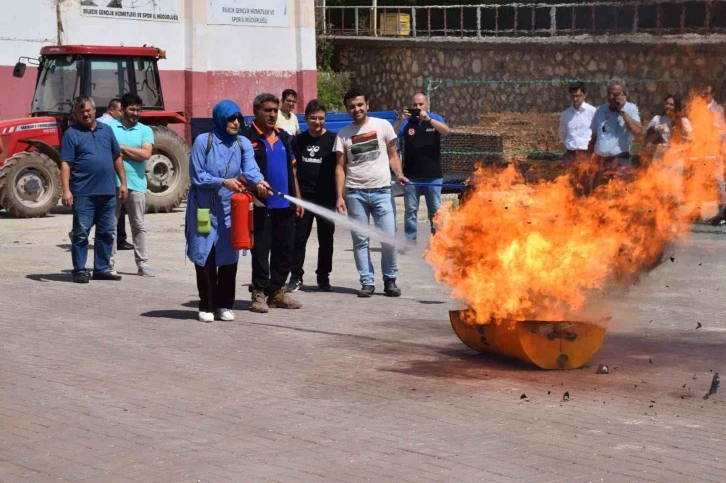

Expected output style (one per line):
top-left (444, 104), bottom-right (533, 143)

top-left (559, 81), bottom-right (595, 167)
top-left (698, 82), bottom-right (726, 224)
top-left (97, 98), bottom-right (122, 126)
top-left (334, 88), bottom-right (408, 298)
top-left (275, 88), bottom-right (300, 136)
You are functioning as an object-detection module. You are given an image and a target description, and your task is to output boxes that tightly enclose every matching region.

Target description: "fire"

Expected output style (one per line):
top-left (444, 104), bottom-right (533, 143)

top-left (426, 96), bottom-right (723, 323)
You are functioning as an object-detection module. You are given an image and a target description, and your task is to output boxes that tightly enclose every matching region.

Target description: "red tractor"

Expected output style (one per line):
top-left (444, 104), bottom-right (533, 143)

top-left (0, 45), bottom-right (189, 217)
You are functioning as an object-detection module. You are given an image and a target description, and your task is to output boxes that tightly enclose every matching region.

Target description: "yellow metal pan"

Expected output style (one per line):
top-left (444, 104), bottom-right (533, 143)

top-left (449, 309), bottom-right (607, 370)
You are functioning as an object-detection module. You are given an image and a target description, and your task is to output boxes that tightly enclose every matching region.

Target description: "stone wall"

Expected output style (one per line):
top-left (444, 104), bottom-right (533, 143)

top-left (334, 37), bottom-right (726, 127)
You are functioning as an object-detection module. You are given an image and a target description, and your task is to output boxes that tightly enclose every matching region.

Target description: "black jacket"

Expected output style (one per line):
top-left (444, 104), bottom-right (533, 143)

top-left (241, 124), bottom-right (296, 209)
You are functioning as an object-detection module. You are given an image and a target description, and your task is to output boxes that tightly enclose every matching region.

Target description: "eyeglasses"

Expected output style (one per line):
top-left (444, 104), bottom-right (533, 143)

top-left (227, 114), bottom-right (244, 123)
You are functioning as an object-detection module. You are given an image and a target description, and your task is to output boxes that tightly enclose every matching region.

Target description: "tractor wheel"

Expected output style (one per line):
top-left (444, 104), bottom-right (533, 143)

top-left (0, 152), bottom-right (61, 218)
top-left (145, 126), bottom-right (190, 213)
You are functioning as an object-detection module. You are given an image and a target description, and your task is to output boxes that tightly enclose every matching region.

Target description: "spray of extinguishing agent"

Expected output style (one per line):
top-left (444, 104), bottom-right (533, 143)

top-left (261, 187), bottom-right (411, 252)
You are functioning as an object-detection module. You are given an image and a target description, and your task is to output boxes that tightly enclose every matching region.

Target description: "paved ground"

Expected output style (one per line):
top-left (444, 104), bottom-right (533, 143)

top-left (0, 203), bottom-right (724, 483)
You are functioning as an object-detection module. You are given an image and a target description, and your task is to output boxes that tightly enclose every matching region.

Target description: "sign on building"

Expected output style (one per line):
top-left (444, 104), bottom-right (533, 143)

top-left (80, 0), bottom-right (179, 22)
top-left (207, 0), bottom-right (288, 27)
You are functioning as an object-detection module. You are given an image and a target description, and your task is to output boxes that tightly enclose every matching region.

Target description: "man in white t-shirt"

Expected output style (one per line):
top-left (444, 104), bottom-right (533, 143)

top-left (334, 88), bottom-right (408, 298)
top-left (275, 88), bottom-right (300, 136)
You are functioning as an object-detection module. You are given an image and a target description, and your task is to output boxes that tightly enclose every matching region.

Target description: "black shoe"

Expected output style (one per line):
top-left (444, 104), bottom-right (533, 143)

top-left (318, 280), bottom-right (333, 292)
top-left (358, 285), bottom-right (375, 297)
top-left (73, 272), bottom-right (90, 284)
top-left (117, 241), bottom-right (134, 250)
top-left (92, 271), bottom-right (122, 281)
top-left (710, 215), bottom-right (726, 226)
top-left (286, 278), bottom-right (302, 293)
top-left (384, 279), bottom-right (402, 297)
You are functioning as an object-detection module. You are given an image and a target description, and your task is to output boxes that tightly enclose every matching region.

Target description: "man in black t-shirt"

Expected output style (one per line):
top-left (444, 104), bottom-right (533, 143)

top-left (394, 92), bottom-right (451, 242)
top-left (287, 100), bottom-right (337, 292)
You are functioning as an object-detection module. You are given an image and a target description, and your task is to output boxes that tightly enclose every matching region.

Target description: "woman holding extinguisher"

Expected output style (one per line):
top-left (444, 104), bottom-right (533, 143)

top-left (185, 100), bottom-right (270, 323)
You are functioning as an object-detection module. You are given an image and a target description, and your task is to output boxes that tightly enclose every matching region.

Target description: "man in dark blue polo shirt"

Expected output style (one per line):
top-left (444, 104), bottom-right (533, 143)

top-left (393, 92), bottom-right (450, 242)
top-left (60, 96), bottom-right (128, 283)
top-left (241, 93), bottom-right (303, 313)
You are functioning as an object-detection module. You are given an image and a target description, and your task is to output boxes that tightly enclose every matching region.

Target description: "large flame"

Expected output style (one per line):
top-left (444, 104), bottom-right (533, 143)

top-left (426, 96), bottom-right (723, 323)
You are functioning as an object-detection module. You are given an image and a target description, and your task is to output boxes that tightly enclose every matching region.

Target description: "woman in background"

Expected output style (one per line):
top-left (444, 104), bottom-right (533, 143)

top-left (644, 94), bottom-right (692, 162)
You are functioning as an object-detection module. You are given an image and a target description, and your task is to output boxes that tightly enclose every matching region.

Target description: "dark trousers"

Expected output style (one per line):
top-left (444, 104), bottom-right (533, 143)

top-left (195, 246), bottom-right (238, 312)
top-left (71, 195), bottom-right (116, 275)
top-left (290, 208), bottom-right (335, 284)
top-left (251, 207), bottom-right (295, 294)
top-left (117, 205), bottom-right (128, 245)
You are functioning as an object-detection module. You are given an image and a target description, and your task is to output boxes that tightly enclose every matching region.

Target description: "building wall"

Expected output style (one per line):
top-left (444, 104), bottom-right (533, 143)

top-left (0, 0), bottom-right (316, 131)
top-left (334, 37), bottom-right (726, 126)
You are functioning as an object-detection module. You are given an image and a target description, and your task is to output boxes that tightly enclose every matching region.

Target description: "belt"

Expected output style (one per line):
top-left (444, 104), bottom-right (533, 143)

top-left (566, 149), bottom-right (589, 154)
top-left (345, 186), bottom-right (391, 192)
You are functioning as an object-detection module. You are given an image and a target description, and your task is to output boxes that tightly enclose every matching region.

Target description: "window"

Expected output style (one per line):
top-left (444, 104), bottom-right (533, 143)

top-left (86, 57), bottom-right (130, 111)
top-left (31, 56), bottom-right (80, 114)
top-left (134, 58), bottom-right (162, 109)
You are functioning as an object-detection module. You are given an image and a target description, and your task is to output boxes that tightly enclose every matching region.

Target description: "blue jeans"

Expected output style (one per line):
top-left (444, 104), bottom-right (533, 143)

top-left (403, 178), bottom-right (443, 241)
top-left (345, 188), bottom-right (398, 286)
top-left (71, 195), bottom-right (116, 274)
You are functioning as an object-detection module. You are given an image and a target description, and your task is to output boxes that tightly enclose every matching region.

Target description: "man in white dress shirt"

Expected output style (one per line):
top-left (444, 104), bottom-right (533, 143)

top-left (559, 81), bottom-right (596, 167)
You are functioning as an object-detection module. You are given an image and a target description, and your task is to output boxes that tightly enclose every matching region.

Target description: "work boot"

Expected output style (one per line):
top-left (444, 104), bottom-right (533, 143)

top-left (73, 271), bottom-right (90, 284)
top-left (384, 279), bottom-right (402, 297)
top-left (358, 285), bottom-right (375, 298)
top-left (267, 288), bottom-right (302, 309)
top-left (250, 290), bottom-right (269, 313)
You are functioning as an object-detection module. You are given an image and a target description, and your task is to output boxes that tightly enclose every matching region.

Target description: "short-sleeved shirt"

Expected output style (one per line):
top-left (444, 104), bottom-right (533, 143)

top-left (397, 112), bottom-right (445, 179)
top-left (292, 130), bottom-right (337, 205)
top-left (334, 117), bottom-right (397, 189)
top-left (60, 122), bottom-right (121, 196)
top-left (263, 135), bottom-right (291, 209)
top-left (559, 102), bottom-right (596, 151)
top-left (110, 120), bottom-right (154, 193)
top-left (276, 111), bottom-right (299, 136)
top-left (591, 102), bottom-right (641, 157)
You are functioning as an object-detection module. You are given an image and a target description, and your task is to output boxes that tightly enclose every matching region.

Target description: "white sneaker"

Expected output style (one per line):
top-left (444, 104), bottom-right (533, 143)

top-left (217, 309), bottom-right (235, 321)
top-left (198, 311), bottom-right (214, 323)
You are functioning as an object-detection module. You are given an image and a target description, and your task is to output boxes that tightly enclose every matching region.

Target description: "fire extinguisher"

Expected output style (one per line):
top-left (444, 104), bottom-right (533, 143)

top-left (231, 192), bottom-right (255, 250)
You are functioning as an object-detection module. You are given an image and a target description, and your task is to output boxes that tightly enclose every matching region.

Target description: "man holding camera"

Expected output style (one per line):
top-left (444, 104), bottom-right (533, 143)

top-left (393, 92), bottom-right (450, 242)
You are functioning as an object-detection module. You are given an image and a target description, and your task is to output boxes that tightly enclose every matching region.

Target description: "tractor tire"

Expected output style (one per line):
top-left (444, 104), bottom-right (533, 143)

top-left (0, 152), bottom-right (61, 218)
top-left (145, 126), bottom-right (190, 213)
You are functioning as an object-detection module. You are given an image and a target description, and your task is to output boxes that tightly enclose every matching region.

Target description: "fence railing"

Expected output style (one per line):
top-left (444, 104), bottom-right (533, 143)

top-left (319, 1), bottom-right (726, 38)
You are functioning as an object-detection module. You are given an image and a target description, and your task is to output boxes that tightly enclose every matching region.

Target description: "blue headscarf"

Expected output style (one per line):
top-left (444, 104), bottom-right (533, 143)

top-left (212, 100), bottom-right (242, 144)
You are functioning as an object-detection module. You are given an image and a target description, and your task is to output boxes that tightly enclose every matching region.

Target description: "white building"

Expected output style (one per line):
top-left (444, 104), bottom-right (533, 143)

top-left (0, 0), bottom-right (316, 123)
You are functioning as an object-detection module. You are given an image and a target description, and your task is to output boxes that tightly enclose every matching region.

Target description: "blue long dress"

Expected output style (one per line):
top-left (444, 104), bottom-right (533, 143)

top-left (185, 101), bottom-right (264, 267)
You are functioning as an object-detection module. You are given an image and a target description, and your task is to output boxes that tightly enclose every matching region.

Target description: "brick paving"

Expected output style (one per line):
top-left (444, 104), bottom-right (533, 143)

top-left (0, 205), bottom-right (724, 483)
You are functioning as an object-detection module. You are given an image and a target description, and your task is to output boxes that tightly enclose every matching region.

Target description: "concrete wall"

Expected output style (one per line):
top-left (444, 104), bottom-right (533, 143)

top-left (334, 37), bottom-right (726, 126)
top-left (0, 0), bottom-right (316, 126)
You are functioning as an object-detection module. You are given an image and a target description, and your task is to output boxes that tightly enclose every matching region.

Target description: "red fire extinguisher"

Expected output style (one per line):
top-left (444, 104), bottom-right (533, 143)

top-left (231, 192), bottom-right (255, 250)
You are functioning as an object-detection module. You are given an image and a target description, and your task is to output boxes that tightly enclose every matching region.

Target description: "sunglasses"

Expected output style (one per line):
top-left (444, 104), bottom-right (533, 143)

top-left (227, 114), bottom-right (244, 123)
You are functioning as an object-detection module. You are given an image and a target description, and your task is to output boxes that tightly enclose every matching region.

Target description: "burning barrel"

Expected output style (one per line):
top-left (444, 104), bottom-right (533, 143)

top-left (449, 310), bottom-right (607, 370)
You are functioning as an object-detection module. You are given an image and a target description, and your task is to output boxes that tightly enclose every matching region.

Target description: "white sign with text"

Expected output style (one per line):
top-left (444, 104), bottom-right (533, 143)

top-left (80, 0), bottom-right (179, 22)
top-left (207, 0), bottom-right (288, 27)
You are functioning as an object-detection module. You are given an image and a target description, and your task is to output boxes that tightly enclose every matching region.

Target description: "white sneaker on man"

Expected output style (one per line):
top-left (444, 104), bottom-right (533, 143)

top-left (217, 309), bottom-right (235, 321)
top-left (198, 311), bottom-right (214, 323)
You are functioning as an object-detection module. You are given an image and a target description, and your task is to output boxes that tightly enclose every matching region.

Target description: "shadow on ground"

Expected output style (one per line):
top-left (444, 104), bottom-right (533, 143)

top-left (26, 272), bottom-right (74, 283)
top-left (380, 331), bottom-right (725, 390)
top-left (140, 309), bottom-right (197, 320)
